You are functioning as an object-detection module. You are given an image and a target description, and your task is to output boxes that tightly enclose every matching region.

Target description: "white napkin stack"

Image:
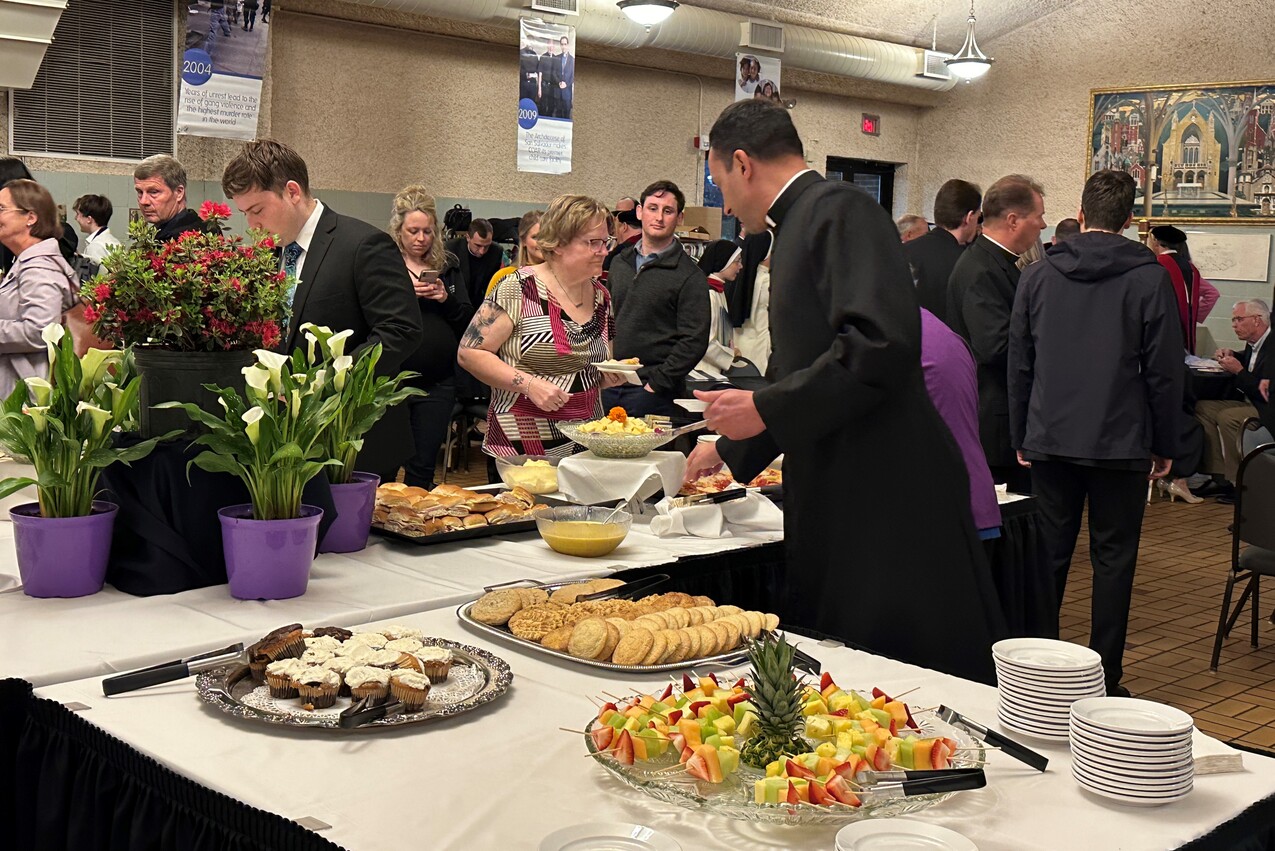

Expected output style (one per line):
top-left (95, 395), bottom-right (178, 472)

top-left (649, 490), bottom-right (784, 538)
top-left (1192, 728), bottom-right (1245, 775)
top-left (557, 451), bottom-right (686, 505)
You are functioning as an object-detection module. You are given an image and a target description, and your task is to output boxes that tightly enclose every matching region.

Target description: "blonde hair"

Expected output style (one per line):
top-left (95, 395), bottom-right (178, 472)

top-left (390, 185), bottom-right (448, 271)
top-left (535, 194), bottom-right (610, 255)
top-left (515, 210), bottom-right (543, 266)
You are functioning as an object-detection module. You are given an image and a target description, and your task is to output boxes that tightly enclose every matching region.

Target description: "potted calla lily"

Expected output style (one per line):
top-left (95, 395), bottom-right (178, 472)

top-left (157, 347), bottom-right (344, 599)
top-left (0, 325), bottom-right (177, 597)
top-left (300, 324), bottom-right (424, 553)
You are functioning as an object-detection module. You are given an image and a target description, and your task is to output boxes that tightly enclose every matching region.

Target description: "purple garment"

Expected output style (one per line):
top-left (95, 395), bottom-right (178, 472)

top-left (920, 308), bottom-right (1002, 531)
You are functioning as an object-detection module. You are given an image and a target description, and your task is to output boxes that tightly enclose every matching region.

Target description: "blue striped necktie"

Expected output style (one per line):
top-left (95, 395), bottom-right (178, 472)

top-left (282, 241), bottom-right (302, 306)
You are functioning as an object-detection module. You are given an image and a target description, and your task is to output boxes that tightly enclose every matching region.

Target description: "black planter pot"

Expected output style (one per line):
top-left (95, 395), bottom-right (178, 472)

top-left (134, 348), bottom-right (256, 439)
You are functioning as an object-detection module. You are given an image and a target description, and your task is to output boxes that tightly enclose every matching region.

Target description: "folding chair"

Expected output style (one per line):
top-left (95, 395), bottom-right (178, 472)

top-left (1210, 442), bottom-right (1275, 670)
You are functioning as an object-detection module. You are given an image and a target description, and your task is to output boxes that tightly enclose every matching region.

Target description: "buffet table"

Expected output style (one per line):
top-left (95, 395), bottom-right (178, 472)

top-left (19, 604), bottom-right (1275, 851)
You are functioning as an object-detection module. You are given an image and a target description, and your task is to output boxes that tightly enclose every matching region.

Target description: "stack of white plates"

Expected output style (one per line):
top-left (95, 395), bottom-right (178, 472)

top-left (992, 638), bottom-right (1106, 741)
top-left (1069, 697), bottom-right (1194, 806)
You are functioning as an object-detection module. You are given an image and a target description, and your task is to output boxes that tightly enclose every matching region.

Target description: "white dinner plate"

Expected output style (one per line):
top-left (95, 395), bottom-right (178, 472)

top-left (1072, 766), bottom-right (1193, 796)
top-left (999, 696), bottom-right (1073, 720)
top-left (835, 818), bottom-right (978, 851)
top-left (1069, 738), bottom-right (1193, 767)
top-left (993, 638), bottom-right (1103, 672)
top-left (1069, 717), bottom-right (1192, 750)
top-left (997, 669), bottom-right (1106, 689)
top-left (1076, 781), bottom-right (1193, 808)
top-left (594, 360), bottom-right (642, 373)
top-left (1070, 698), bottom-right (1194, 737)
top-left (539, 823), bottom-right (682, 851)
top-left (1072, 760), bottom-right (1193, 789)
top-left (998, 710), bottom-right (1069, 742)
top-left (999, 686), bottom-right (1095, 712)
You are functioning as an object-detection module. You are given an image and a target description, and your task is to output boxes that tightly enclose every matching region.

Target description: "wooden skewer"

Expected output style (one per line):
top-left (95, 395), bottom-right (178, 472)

top-left (560, 727), bottom-right (591, 735)
top-left (585, 694), bottom-right (601, 706)
top-left (892, 686), bottom-right (921, 700)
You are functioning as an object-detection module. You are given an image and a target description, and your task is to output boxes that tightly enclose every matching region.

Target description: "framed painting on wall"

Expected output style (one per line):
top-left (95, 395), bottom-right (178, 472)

top-left (1088, 81), bottom-right (1275, 224)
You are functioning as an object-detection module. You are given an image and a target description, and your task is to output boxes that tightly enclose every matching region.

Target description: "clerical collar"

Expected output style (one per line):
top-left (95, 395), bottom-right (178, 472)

top-left (765, 168), bottom-right (819, 228)
top-left (982, 233), bottom-right (1020, 258)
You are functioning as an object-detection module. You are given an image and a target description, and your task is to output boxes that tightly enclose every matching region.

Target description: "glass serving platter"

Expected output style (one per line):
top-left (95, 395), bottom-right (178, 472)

top-left (582, 708), bottom-right (983, 826)
top-left (557, 421), bottom-right (677, 459)
top-left (195, 637), bottom-right (513, 731)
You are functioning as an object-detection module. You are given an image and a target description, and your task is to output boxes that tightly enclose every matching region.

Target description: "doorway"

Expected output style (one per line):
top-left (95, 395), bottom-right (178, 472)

top-left (825, 157), bottom-right (896, 212)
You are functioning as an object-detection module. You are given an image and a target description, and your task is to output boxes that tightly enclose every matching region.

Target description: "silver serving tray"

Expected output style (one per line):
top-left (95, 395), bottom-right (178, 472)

top-left (456, 580), bottom-right (752, 674)
top-left (195, 637), bottom-right (513, 731)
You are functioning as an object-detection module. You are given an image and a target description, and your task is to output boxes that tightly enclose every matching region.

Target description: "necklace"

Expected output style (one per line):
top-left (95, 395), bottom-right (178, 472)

top-left (543, 263), bottom-right (590, 308)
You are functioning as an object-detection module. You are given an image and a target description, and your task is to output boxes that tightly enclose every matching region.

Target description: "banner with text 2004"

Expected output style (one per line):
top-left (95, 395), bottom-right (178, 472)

top-left (178, 1), bottom-right (270, 141)
top-left (518, 18), bottom-right (576, 174)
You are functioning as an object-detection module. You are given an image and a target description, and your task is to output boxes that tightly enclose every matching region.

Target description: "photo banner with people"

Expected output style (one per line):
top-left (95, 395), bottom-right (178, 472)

top-left (518, 18), bottom-right (576, 174)
top-left (177, 1), bottom-right (271, 140)
top-left (735, 53), bottom-right (783, 104)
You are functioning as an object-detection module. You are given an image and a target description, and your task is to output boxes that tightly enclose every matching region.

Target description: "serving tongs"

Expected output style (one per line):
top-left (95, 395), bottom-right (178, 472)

top-left (669, 484), bottom-right (782, 509)
top-left (338, 695), bottom-right (404, 729)
top-left (936, 705), bottom-right (1049, 772)
top-left (646, 415), bottom-right (709, 439)
top-left (102, 643), bottom-right (246, 696)
top-left (857, 767), bottom-right (987, 799)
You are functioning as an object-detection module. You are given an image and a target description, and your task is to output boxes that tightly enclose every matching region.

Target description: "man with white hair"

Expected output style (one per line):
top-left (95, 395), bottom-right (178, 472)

top-left (896, 214), bottom-right (929, 243)
top-left (1195, 298), bottom-right (1272, 497)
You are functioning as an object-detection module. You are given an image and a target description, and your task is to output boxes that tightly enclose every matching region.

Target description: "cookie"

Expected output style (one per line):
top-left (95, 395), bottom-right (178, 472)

top-left (718, 605), bottom-right (743, 617)
top-left (663, 607), bottom-right (690, 629)
top-left (611, 627), bottom-right (655, 666)
top-left (744, 611), bottom-right (765, 638)
top-left (763, 612), bottom-right (781, 631)
top-left (567, 618), bottom-right (609, 660)
top-left (471, 590), bottom-right (524, 626)
top-left (606, 617), bottom-right (632, 637)
top-left (508, 604), bottom-right (566, 641)
top-left (694, 625), bottom-right (719, 656)
top-left (692, 595), bottom-right (716, 607)
top-left (641, 630), bottom-right (669, 666)
top-left (681, 626), bottom-right (702, 660)
top-left (550, 583), bottom-right (596, 605)
top-left (686, 606), bottom-right (707, 626)
top-left (540, 624), bottom-right (575, 652)
top-left (517, 587), bottom-right (550, 607)
top-left (717, 618), bottom-right (742, 650)
top-left (598, 621), bottom-right (622, 661)
top-left (662, 629), bottom-right (688, 663)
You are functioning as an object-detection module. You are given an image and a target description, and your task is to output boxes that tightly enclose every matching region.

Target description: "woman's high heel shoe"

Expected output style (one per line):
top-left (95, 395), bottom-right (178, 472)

top-left (1163, 479), bottom-right (1204, 504)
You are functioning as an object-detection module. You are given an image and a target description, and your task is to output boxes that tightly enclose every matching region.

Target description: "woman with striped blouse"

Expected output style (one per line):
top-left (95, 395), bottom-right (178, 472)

top-left (457, 194), bottom-right (627, 458)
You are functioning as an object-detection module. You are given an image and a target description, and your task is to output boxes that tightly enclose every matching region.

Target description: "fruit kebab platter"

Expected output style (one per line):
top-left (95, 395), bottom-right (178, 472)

top-left (572, 634), bottom-right (988, 826)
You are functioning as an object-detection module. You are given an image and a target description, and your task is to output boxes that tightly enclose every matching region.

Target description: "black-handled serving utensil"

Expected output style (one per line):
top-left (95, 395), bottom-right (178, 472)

top-left (102, 643), bottom-right (245, 697)
top-left (936, 705), bottom-right (1049, 772)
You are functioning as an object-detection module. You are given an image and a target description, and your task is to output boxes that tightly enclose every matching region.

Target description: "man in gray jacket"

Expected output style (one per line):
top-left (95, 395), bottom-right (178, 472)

top-left (603, 180), bottom-right (709, 418)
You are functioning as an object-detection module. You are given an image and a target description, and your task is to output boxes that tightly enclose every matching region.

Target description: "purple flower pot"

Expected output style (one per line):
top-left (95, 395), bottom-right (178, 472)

top-left (10, 501), bottom-right (118, 598)
top-left (318, 472), bottom-right (380, 554)
top-left (218, 504), bottom-right (323, 600)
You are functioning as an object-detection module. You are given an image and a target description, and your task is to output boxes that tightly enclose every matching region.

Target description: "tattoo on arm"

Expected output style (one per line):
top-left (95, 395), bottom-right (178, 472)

top-left (512, 373), bottom-right (526, 392)
top-left (461, 301), bottom-right (505, 349)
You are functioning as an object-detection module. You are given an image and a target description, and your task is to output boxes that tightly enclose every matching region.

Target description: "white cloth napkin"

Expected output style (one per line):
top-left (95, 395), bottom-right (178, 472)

top-left (649, 490), bottom-right (784, 538)
top-left (557, 451), bottom-right (686, 505)
top-left (1193, 727), bottom-right (1245, 775)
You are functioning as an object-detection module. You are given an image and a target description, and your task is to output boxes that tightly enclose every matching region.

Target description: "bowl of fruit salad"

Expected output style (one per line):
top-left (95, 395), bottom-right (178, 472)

top-left (558, 407), bottom-right (676, 459)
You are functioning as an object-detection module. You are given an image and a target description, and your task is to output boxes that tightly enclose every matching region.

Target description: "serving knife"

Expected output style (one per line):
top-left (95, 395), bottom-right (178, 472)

top-left (936, 705), bottom-right (1049, 772)
top-left (101, 643), bottom-right (245, 697)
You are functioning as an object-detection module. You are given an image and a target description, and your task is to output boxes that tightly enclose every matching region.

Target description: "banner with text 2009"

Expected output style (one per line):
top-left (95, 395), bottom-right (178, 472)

top-left (177, 1), bottom-right (270, 141)
top-left (518, 18), bottom-right (575, 174)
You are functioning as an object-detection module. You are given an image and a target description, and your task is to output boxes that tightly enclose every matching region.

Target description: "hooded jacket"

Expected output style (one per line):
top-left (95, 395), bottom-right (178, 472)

top-left (1008, 231), bottom-right (1183, 462)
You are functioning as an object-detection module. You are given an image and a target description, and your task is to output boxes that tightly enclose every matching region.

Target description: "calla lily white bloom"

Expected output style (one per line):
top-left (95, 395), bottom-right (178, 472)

top-left (79, 348), bottom-right (122, 396)
top-left (107, 382), bottom-right (126, 413)
top-left (23, 404), bottom-right (50, 432)
top-left (24, 377), bottom-right (52, 407)
top-left (41, 324), bottom-right (65, 367)
top-left (242, 406), bottom-right (264, 445)
top-left (290, 389), bottom-right (302, 418)
top-left (328, 329), bottom-right (354, 360)
top-left (76, 401), bottom-right (112, 438)
top-left (332, 355), bottom-right (354, 391)
top-left (303, 330), bottom-right (318, 365)
top-left (310, 368), bottom-right (328, 394)
top-left (242, 365), bottom-right (272, 399)
top-left (253, 350), bottom-right (290, 394)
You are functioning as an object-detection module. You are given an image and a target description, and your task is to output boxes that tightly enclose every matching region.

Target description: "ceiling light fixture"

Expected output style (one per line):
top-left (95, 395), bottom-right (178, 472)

top-left (945, 0), bottom-right (994, 81)
top-left (617, 0), bottom-right (680, 29)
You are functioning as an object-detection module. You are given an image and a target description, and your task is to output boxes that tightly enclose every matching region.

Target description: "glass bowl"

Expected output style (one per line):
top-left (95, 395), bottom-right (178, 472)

top-left (557, 421), bottom-right (676, 459)
top-left (533, 505), bottom-right (632, 557)
top-left (494, 454), bottom-right (561, 495)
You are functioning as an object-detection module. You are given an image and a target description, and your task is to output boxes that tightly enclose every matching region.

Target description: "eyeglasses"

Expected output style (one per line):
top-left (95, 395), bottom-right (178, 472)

top-left (584, 237), bottom-right (617, 253)
top-left (0, 205), bottom-right (30, 216)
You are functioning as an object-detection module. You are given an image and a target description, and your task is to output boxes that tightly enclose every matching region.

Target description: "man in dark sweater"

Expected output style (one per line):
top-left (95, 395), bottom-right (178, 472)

top-left (445, 218), bottom-right (502, 308)
top-left (1008, 169), bottom-right (1182, 697)
top-left (603, 180), bottom-right (710, 418)
top-left (903, 178), bottom-right (981, 324)
top-left (133, 154), bottom-right (220, 242)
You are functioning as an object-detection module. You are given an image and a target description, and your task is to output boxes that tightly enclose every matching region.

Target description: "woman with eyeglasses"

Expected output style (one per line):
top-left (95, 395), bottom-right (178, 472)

top-left (457, 194), bottom-right (626, 459)
top-left (389, 185), bottom-right (474, 489)
top-left (0, 179), bottom-right (80, 398)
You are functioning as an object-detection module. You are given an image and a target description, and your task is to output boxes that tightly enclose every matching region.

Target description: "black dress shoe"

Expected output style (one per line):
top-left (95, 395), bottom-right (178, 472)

top-left (1217, 494), bottom-right (1237, 505)
top-left (1192, 480), bottom-right (1233, 497)
top-left (1106, 684), bottom-right (1131, 698)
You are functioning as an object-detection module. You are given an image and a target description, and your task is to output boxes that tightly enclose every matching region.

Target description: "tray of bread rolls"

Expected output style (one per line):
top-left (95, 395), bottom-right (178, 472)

top-left (457, 578), bottom-right (782, 673)
top-left (371, 482), bottom-right (552, 545)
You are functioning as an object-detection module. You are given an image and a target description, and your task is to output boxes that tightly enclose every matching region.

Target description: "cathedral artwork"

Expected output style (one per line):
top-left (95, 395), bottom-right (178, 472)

top-left (1088, 82), bottom-right (1275, 223)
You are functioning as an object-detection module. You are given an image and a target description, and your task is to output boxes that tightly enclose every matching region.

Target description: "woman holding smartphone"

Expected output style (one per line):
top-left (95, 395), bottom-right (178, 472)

top-left (390, 185), bottom-right (474, 489)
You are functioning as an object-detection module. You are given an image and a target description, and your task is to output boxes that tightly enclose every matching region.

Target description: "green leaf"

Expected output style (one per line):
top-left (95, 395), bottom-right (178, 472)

top-left (267, 443), bottom-right (304, 465)
top-left (0, 477), bottom-right (37, 499)
top-left (188, 451), bottom-right (246, 478)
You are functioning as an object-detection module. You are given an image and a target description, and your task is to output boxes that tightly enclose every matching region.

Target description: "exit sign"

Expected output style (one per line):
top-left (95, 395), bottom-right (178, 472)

top-left (861, 114), bottom-right (880, 136)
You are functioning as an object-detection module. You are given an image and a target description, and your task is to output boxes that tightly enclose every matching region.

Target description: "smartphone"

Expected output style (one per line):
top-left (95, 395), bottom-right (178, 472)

top-left (417, 269), bottom-right (440, 284)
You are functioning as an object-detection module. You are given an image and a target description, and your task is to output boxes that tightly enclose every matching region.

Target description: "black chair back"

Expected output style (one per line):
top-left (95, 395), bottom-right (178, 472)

top-left (1236, 444), bottom-right (1275, 554)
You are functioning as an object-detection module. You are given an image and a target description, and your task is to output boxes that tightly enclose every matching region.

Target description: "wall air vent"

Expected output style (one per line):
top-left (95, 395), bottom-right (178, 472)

top-left (740, 20), bottom-right (784, 53)
top-left (918, 49), bottom-right (953, 80)
top-left (529, 0), bottom-right (579, 15)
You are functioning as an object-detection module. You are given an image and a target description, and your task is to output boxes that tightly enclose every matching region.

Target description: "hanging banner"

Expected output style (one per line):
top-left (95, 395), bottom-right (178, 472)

top-left (735, 53), bottom-right (782, 104)
top-left (177, 1), bottom-right (270, 140)
top-left (518, 18), bottom-right (575, 175)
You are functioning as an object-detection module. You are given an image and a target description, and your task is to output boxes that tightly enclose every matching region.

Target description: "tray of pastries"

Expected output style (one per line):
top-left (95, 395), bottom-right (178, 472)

top-left (457, 579), bottom-right (781, 673)
top-left (680, 466), bottom-right (782, 496)
top-left (371, 482), bottom-right (551, 544)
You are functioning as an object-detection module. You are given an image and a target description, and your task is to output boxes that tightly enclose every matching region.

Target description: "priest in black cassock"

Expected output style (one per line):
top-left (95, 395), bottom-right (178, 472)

top-left (687, 100), bottom-right (1006, 685)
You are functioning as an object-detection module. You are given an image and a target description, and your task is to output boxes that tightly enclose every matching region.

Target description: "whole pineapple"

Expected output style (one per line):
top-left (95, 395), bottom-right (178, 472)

top-left (739, 632), bottom-right (809, 769)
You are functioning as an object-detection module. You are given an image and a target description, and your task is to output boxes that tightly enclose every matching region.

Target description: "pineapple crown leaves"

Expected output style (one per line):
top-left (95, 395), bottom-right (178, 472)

top-left (742, 632), bottom-right (809, 744)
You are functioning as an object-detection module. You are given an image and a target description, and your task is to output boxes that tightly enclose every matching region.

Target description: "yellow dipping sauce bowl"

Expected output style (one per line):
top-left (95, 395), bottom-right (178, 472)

top-left (534, 506), bottom-right (632, 558)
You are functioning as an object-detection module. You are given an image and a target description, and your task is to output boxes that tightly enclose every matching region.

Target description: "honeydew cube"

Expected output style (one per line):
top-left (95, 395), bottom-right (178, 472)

top-left (766, 759), bottom-right (784, 777)
top-left (718, 746), bottom-right (741, 777)
top-left (732, 701), bottom-right (758, 726)
top-left (735, 711), bottom-right (758, 739)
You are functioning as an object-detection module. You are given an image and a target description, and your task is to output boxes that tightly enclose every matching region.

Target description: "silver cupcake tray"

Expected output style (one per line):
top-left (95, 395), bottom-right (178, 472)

top-left (195, 637), bottom-right (513, 731)
top-left (456, 578), bottom-right (755, 674)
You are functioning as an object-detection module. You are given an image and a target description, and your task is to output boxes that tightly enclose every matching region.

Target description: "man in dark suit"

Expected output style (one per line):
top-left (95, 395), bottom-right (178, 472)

top-left (947, 174), bottom-right (1047, 492)
top-left (221, 139), bottom-right (422, 481)
top-left (519, 38), bottom-right (542, 106)
top-left (903, 178), bottom-right (981, 323)
top-left (555, 36), bottom-right (575, 119)
top-left (1009, 169), bottom-right (1182, 695)
top-left (446, 219), bottom-right (502, 308)
top-left (538, 39), bottom-right (560, 118)
top-left (1196, 298), bottom-right (1272, 491)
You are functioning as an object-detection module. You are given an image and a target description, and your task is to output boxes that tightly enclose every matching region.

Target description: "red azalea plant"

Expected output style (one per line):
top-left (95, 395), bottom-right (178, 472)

top-left (81, 201), bottom-right (291, 352)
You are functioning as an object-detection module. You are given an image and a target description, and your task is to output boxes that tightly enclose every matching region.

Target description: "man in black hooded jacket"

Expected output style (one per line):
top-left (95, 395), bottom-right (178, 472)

top-left (1008, 169), bottom-right (1183, 697)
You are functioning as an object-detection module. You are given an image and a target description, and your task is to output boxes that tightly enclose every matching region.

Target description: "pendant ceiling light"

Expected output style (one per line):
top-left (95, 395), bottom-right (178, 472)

top-left (945, 0), bottom-right (994, 81)
top-left (617, 0), bottom-right (680, 28)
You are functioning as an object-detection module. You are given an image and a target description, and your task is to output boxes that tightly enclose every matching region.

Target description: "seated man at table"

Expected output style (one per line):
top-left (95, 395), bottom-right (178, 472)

top-left (1194, 298), bottom-right (1271, 498)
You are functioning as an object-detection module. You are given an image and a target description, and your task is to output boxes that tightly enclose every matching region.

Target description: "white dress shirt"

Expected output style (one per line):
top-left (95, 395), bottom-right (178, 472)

top-left (288, 200), bottom-right (325, 281)
top-left (82, 228), bottom-right (121, 264)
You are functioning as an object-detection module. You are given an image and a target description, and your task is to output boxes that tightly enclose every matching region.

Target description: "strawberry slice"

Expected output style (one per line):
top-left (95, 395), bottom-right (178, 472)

top-left (832, 760), bottom-right (858, 780)
top-left (613, 729), bottom-right (635, 765)
top-left (686, 751), bottom-right (711, 781)
top-left (590, 725), bottom-right (615, 751)
top-left (828, 708), bottom-right (849, 717)
top-left (597, 701), bottom-right (617, 721)
top-left (688, 700), bottom-right (711, 718)
top-left (682, 673), bottom-right (696, 692)
top-left (826, 775), bottom-right (862, 806)
top-left (726, 692), bottom-right (753, 708)
top-left (658, 683), bottom-right (673, 702)
top-left (786, 780), bottom-right (801, 805)
top-left (932, 739), bottom-right (952, 770)
top-left (679, 745), bottom-right (694, 764)
top-left (904, 703), bottom-right (920, 730)
top-left (707, 672), bottom-right (720, 685)
top-left (820, 672), bottom-right (836, 692)
top-left (871, 686), bottom-right (891, 701)
top-left (732, 677), bottom-right (746, 689)
top-left (873, 747), bottom-right (891, 771)
top-left (666, 709), bottom-right (683, 726)
top-left (786, 758), bottom-right (816, 779)
top-left (809, 778), bottom-right (836, 806)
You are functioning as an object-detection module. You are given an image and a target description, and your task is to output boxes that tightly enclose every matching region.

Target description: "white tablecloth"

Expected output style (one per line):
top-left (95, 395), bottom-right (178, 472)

top-left (0, 516), bottom-right (781, 686)
top-left (34, 605), bottom-right (1275, 851)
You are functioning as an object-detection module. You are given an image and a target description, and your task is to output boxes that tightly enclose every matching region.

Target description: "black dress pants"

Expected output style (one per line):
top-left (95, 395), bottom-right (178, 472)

top-left (1030, 460), bottom-right (1149, 690)
top-left (403, 378), bottom-right (456, 490)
